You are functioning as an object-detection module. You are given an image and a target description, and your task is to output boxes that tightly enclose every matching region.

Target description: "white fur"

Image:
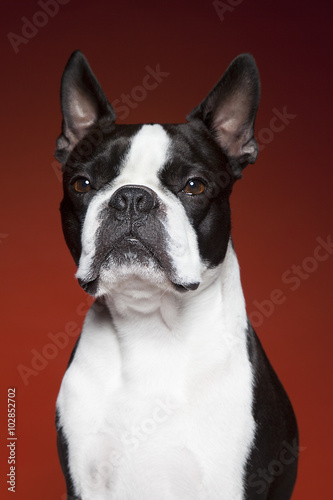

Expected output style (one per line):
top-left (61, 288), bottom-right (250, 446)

top-left (57, 241), bottom-right (255, 500)
top-left (76, 124), bottom-right (203, 292)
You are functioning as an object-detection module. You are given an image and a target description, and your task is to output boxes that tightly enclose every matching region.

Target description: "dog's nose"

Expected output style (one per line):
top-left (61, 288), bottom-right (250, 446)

top-left (109, 185), bottom-right (158, 216)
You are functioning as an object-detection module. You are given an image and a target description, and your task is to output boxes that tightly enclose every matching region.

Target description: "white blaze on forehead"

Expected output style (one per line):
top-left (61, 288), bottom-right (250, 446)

top-left (112, 124), bottom-right (171, 188)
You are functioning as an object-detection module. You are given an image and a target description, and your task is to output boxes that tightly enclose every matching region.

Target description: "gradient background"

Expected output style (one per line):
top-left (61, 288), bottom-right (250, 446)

top-left (1, 0), bottom-right (331, 498)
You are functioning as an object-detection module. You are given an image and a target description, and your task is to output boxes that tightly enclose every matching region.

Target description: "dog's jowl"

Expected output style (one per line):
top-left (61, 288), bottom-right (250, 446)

top-left (55, 51), bottom-right (298, 499)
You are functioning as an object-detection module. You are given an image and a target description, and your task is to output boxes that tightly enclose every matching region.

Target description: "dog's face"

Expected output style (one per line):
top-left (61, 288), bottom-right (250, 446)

top-left (56, 52), bottom-right (260, 297)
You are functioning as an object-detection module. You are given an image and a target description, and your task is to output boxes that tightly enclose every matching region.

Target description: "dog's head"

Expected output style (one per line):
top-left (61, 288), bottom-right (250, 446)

top-left (56, 51), bottom-right (260, 298)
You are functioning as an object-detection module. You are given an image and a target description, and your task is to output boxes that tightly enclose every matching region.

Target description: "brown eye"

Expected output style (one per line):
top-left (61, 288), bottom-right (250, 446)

top-left (73, 178), bottom-right (91, 193)
top-left (183, 179), bottom-right (206, 195)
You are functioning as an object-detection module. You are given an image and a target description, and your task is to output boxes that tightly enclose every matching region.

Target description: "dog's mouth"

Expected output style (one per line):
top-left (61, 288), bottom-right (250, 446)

top-left (106, 234), bottom-right (165, 267)
top-left (77, 235), bottom-right (199, 295)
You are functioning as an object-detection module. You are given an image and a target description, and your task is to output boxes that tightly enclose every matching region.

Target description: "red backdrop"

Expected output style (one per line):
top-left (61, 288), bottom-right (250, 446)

top-left (1, 0), bottom-right (331, 498)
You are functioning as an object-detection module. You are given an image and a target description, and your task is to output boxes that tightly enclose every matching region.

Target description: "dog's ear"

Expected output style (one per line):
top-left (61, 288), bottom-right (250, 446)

top-left (187, 54), bottom-right (260, 179)
top-left (56, 50), bottom-right (116, 163)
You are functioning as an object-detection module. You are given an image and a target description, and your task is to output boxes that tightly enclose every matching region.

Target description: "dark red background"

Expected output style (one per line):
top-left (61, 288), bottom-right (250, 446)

top-left (1, 0), bottom-right (331, 498)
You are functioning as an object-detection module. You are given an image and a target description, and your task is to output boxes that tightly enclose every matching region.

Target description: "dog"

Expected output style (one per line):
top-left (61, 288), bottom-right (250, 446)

top-left (55, 51), bottom-right (298, 500)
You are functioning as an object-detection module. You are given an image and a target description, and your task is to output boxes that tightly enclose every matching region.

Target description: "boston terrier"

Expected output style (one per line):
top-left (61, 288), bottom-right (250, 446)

top-left (55, 51), bottom-right (298, 500)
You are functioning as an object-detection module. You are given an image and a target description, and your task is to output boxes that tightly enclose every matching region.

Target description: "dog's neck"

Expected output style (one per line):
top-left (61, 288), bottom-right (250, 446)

top-left (102, 239), bottom-right (247, 345)
top-left (91, 240), bottom-right (248, 396)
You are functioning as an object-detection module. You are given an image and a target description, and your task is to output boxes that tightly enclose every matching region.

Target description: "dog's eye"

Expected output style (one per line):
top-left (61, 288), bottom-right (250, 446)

top-left (73, 178), bottom-right (91, 193)
top-left (183, 179), bottom-right (206, 195)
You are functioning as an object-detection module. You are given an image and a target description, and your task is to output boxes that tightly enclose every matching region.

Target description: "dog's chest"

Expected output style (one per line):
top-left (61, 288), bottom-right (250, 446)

top-left (57, 298), bottom-right (255, 500)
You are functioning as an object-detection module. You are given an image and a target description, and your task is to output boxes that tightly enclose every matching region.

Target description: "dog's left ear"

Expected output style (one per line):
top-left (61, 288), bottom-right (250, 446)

top-left (187, 54), bottom-right (260, 179)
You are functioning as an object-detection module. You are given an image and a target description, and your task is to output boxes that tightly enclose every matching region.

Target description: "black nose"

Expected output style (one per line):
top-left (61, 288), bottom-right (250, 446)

top-left (109, 185), bottom-right (158, 217)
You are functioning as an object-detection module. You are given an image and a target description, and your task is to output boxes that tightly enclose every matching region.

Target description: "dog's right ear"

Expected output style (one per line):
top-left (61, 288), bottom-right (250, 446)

top-left (55, 50), bottom-right (116, 163)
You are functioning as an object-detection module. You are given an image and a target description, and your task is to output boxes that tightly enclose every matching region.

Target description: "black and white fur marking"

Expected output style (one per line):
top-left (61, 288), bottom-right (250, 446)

top-left (55, 51), bottom-right (298, 499)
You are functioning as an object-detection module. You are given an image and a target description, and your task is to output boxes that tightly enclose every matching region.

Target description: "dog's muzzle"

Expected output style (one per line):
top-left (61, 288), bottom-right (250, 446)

top-left (76, 184), bottom-right (200, 295)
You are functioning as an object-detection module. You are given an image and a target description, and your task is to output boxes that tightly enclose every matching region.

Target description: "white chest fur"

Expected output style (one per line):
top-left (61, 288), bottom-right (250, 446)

top-left (56, 244), bottom-right (255, 500)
